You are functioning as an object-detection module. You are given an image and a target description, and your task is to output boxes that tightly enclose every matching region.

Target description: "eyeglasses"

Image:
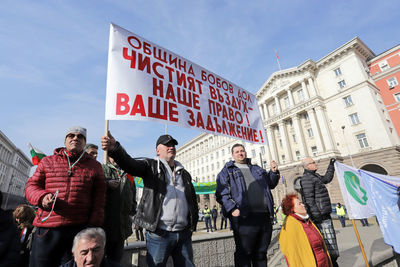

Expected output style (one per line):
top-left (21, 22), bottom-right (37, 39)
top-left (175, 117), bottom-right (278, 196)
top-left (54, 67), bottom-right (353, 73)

top-left (66, 133), bottom-right (85, 139)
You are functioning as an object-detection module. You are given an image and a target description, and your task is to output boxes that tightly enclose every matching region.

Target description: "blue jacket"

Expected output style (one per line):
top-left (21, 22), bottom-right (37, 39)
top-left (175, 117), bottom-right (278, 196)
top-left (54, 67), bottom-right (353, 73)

top-left (216, 159), bottom-right (280, 217)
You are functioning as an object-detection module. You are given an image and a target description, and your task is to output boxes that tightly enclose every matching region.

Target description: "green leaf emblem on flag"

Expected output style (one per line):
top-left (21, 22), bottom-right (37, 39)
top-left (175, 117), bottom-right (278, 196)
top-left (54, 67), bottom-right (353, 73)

top-left (344, 171), bottom-right (368, 205)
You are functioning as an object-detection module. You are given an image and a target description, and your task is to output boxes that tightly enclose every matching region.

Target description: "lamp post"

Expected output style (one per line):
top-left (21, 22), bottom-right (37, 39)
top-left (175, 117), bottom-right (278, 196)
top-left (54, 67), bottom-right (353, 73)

top-left (341, 125), bottom-right (370, 267)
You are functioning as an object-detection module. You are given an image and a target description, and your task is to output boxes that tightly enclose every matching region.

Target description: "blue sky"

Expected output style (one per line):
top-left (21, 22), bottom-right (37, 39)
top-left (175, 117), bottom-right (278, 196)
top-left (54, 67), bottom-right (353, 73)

top-left (1, 0), bottom-right (399, 164)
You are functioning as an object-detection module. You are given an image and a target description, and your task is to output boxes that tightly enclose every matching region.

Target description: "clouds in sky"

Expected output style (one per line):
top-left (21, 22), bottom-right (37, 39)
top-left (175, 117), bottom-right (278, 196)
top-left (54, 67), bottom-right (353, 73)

top-left (1, 0), bottom-right (399, 163)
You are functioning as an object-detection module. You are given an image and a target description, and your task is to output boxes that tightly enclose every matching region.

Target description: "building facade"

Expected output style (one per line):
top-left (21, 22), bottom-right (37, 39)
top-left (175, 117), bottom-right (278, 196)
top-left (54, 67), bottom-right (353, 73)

top-left (0, 130), bottom-right (33, 209)
top-left (368, 44), bottom-right (400, 138)
top-left (177, 37), bottom-right (400, 207)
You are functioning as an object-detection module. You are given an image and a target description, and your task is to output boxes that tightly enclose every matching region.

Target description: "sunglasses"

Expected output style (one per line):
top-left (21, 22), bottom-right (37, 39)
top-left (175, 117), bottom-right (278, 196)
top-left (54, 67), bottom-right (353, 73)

top-left (66, 133), bottom-right (85, 139)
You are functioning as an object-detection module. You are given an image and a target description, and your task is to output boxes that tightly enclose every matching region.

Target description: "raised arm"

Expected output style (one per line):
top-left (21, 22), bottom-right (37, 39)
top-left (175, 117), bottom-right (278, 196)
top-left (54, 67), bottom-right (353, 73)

top-left (321, 158), bottom-right (335, 184)
top-left (101, 132), bottom-right (149, 177)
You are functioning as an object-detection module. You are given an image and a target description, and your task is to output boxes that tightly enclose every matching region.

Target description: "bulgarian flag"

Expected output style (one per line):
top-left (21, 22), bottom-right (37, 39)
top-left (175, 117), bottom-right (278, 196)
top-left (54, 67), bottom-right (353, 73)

top-left (28, 143), bottom-right (46, 165)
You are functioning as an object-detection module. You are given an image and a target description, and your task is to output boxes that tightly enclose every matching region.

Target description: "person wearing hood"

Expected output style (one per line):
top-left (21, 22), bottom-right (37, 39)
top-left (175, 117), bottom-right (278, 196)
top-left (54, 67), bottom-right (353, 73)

top-left (300, 157), bottom-right (339, 267)
top-left (25, 126), bottom-right (106, 267)
top-left (101, 133), bottom-right (198, 267)
top-left (102, 156), bottom-right (136, 263)
top-left (279, 193), bottom-right (332, 267)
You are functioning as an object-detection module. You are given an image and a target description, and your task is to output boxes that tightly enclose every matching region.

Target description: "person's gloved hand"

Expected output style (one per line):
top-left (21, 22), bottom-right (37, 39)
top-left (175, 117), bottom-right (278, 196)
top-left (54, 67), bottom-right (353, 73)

top-left (330, 158), bottom-right (336, 164)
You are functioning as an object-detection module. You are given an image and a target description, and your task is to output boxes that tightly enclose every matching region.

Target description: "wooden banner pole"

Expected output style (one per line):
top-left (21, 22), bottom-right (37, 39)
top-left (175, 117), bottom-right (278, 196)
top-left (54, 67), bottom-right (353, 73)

top-left (351, 219), bottom-right (370, 267)
top-left (104, 120), bottom-right (109, 164)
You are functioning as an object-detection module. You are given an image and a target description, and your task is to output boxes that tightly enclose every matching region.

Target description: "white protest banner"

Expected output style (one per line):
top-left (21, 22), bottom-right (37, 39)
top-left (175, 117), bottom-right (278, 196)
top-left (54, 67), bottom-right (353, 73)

top-left (105, 23), bottom-right (266, 144)
top-left (334, 162), bottom-right (375, 219)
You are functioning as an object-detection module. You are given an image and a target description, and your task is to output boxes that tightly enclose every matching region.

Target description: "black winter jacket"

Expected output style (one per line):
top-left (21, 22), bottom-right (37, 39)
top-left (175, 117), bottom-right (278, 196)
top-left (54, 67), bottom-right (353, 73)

top-left (0, 209), bottom-right (20, 267)
top-left (300, 162), bottom-right (335, 222)
top-left (109, 142), bottom-right (198, 232)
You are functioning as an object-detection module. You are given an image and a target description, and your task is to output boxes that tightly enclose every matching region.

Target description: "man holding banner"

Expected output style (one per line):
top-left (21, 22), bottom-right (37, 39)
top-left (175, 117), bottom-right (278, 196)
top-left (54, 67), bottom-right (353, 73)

top-left (216, 143), bottom-right (279, 267)
top-left (300, 157), bottom-right (339, 267)
top-left (101, 133), bottom-right (198, 267)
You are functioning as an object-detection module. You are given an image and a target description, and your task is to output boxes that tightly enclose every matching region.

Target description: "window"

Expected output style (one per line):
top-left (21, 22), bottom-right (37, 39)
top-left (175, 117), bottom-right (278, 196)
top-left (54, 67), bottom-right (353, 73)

top-left (217, 162), bottom-right (220, 168)
top-left (288, 120), bottom-right (293, 127)
top-left (387, 77), bottom-right (398, 88)
top-left (334, 67), bottom-right (342, 76)
top-left (349, 113), bottom-right (360, 125)
top-left (356, 133), bottom-right (369, 148)
top-left (281, 155), bottom-right (286, 163)
top-left (279, 139), bottom-right (283, 147)
top-left (251, 149), bottom-right (256, 158)
top-left (307, 128), bottom-right (314, 137)
top-left (343, 95), bottom-right (353, 107)
top-left (395, 92), bottom-right (400, 102)
top-left (284, 96), bottom-right (290, 109)
top-left (260, 146), bottom-right (265, 155)
top-left (211, 164), bottom-right (214, 171)
top-left (338, 80), bottom-right (346, 89)
top-left (303, 113), bottom-right (309, 121)
top-left (296, 151), bottom-right (301, 160)
top-left (298, 89), bottom-right (305, 102)
top-left (379, 61), bottom-right (389, 71)
top-left (293, 134), bottom-right (297, 143)
top-left (311, 146), bottom-right (317, 156)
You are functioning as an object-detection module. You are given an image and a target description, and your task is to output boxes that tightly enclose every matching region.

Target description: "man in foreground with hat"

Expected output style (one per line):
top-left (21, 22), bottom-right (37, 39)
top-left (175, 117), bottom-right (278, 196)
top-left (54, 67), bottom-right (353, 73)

top-left (101, 133), bottom-right (198, 267)
top-left (25, 126), bottom-right (106, 267)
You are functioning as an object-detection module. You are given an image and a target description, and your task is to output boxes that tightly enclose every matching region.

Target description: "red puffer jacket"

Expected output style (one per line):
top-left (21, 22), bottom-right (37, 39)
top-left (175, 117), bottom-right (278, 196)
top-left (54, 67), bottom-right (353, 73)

top-left (25, 147), bottom-right (106, 228)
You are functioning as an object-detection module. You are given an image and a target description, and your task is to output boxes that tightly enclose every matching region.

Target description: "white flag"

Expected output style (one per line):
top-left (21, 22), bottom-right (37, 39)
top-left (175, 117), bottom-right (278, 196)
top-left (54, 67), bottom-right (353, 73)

top-left (334, 162), bottom-right (375, 219)
top-left (105, 23), bottom-right (266, 144)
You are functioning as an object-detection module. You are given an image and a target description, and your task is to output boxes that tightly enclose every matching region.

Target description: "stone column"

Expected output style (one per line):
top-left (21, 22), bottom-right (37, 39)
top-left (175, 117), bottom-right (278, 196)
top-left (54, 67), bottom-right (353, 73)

top-left (263, 103), bottom-right (270, 119)
top-left (308, 77), bottom-right (318, 96)
top-left (274, 96), bottom-right (282, 114)
top-left (315, 106), bottom-right (335, 151)
top-left (292, 114), bottom-right (308, 158)
top-left (307, 108), bottom-right (325, 153)
top-left (301, 80), bottom-right (310, 99)
top-left (286, 88), bottom-right (294, 107)
top-left (266, 126), bottom-right (279, 162)
top-left (259, 104), bottom-right (266, 120)
top-left (278, 120), bottom-right (293, 162)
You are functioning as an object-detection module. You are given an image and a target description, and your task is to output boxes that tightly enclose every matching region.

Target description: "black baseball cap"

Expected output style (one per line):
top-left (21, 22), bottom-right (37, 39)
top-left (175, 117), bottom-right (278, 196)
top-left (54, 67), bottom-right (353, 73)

top-left (156, 134), bottom-right (178, 147)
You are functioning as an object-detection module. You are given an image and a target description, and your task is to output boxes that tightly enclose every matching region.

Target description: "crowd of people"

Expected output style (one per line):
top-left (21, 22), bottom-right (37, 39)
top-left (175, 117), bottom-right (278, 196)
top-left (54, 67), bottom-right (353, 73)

top-left (0, 125), bottom-right (348, 267)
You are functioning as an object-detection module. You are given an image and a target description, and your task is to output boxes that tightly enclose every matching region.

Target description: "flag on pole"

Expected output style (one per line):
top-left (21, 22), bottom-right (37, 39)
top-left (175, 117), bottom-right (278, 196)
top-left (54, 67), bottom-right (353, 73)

top-left (334, 162), bottom-right (375, 219)
top-left (28, 143), bottom-right (46, 165)
top-left (358, 169), bottom-right (400, 253)
top-left (275, 49), bottom-right (281, 70)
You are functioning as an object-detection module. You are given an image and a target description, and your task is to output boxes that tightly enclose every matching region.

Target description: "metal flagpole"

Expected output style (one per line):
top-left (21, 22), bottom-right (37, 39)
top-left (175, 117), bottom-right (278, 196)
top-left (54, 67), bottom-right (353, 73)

top-left (275, 49), bottom-right (281, 71)
top-left (341, 125), bottom-right (370, 267)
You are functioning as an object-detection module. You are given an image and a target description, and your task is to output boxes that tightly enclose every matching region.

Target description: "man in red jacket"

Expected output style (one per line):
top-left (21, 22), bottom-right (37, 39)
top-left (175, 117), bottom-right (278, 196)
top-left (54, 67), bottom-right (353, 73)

top-left (25, 126), bottom-right (106, 267)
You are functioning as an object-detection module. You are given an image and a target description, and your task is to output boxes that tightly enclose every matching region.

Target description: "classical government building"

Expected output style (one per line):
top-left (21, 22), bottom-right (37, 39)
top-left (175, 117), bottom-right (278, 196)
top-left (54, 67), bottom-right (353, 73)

top-left (0, 130), bottom-right (32, 209)
top-left (176, 37), bottom-right (400, 208)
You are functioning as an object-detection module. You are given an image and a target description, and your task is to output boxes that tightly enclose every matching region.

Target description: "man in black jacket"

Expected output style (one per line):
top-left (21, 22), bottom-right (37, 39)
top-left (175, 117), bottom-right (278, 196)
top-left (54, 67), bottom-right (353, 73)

top-left (301, 157), bottom-right (339, 267)
top-left (101, 133), bottom-right (198, 267)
